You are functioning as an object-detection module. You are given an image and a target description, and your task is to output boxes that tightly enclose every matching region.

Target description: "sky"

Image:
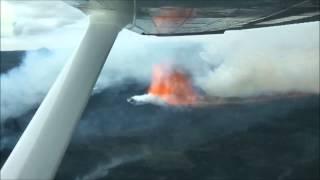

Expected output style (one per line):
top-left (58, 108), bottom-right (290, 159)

top-left (1, 0), bottom-right (88, 50)
top-left (0, 0), bottom-right (319, 121)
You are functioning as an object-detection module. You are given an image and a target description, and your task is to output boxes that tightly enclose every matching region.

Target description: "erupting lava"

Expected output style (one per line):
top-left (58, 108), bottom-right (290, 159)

top-left (148, 64), bottom-right (199, 105)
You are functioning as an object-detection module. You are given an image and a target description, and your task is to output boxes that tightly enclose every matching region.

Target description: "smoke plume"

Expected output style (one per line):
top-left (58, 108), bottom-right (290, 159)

top-left (196, 22), bottom-right (319, 97)
top-left (1, 22), bottom-right (319, 122)
top-left (1, 0), bottom-right (88, 121)
top-left (1, 49), bottom-right (71, 121)
top-left (0, 1), bottom-right (319, 120)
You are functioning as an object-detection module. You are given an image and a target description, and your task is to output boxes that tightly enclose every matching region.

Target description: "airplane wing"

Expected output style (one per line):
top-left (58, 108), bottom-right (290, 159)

top-left (1, 0), bottom-right (318, 50)
top-left (76, 0), bottom-right (320, 36)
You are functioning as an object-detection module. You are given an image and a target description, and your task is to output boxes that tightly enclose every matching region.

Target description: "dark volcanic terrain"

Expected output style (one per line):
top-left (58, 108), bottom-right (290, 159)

top-left (1, 51), bottom-right (319, 180)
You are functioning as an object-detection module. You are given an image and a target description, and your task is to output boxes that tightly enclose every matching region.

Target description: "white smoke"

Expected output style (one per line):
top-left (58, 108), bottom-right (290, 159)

top-left (0, 0), bottom-right (88, 121)
top-left (1, 50), bottom-right (72, 121)
top-left (1, 22), bottom-right (319, 122)
top-left (196, 22), bottom-right (320, 97)
top-left (0, 0), bottom-right (319, 122)
top-left (127, 94), bottom-right (167, 106)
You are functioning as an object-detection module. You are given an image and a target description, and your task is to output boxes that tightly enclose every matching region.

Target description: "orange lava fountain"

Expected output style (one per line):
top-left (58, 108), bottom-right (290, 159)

top-left (148, 64), bottom-right (199, 105)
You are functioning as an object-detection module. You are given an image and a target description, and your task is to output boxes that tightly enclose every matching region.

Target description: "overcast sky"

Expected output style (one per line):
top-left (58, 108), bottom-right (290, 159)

top-left (1, 0), bottom-right (88, 50)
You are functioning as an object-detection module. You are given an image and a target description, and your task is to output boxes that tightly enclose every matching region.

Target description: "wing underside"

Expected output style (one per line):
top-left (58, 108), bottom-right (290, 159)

top-left (70, 0), bottom-right (320, 36)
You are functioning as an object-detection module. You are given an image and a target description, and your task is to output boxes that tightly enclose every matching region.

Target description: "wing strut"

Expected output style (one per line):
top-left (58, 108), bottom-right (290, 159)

top-left (0, 2), bottom-right (134, 179)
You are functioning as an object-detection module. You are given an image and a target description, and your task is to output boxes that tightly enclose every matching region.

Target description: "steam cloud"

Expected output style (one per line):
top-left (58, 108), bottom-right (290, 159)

top-left (1, 49), bottom-right (72, 120)
top-left (1, 22), bottom-right (319, 122)
top-left (196, 22), bottom-right (320, 97)
top-left (1, 0), bottom-right (88, 121)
